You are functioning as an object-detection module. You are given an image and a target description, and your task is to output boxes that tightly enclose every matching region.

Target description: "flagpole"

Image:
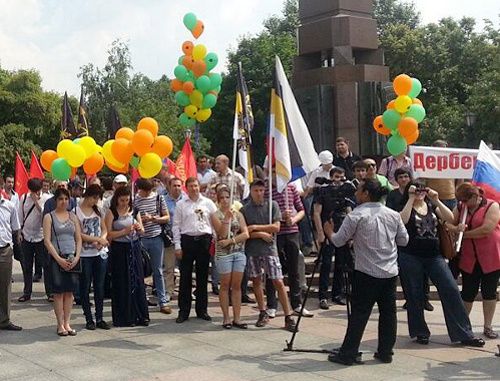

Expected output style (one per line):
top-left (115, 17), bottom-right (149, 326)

top-left (456, 205), bottom-right (468, 254)
top-left (268, 137), bottom-right (274, 224)
top-left (228, 132), bottom-right (238, 239)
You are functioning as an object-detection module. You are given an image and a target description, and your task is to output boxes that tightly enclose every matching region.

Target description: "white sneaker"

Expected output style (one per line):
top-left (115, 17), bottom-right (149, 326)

top-left (293, 306), bottom-right (314, 318)
top-left (266, 308), bottom-right (277, 318)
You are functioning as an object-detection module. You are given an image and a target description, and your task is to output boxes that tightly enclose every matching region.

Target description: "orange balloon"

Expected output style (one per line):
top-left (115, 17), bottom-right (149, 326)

top-left (387, 100), bottom-right (395, 110)
top-left (83, 153), bottom-right (104, 175)
top-left (372, 115), bottom-right (391, 136)
top-left (115, 127), bottom-right (135, 141)
top-left (182, 55), bottom-right (194, 70)
top-left (182, 41), bottom-right (194, 56)
top-left (207, 90), bottom-right (218, 97)
top-left (170, 79), bottom-right (184, 92)
top-left (183, 81), bottom-right (195, 94)
top-left (40, 150), bottom-right (58, 172)
top-left (137, 117), bottom-right (159, 137)
top-left (405, 129), bottom-right (420, 145)
top-left (412, 98), bottom-right (423, 106)
top-left (151, 136), bottom-right (173, 158)
top-left (132, 129), bottom-right (154, 156)
top-left (398, 117), bottom-right (418, 138)
top-left (70, 166), bottom-right (77, 180)
top-left (393, 74), bottom-right (413, 96)
top-left (112, 138), bottom-right (134, 163)
top-left (192, 20), bottom-right (204, 39)
top-left (106, 160), bottom-right (128, 174)
top-left (193, 60), bottom-right (207, 78)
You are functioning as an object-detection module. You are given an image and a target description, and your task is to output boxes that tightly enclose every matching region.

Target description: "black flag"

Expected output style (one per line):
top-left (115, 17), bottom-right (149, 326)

top-left (76, 86), bottom-right (89, 137)
top-left (61, 91), bottom-right (76, 139)
top-left (106, 105), bottom-right (122, 140)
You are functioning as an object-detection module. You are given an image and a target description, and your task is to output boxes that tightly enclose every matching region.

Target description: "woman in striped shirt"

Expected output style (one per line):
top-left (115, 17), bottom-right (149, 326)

top-left (211, 187), bottom-right (249, 329)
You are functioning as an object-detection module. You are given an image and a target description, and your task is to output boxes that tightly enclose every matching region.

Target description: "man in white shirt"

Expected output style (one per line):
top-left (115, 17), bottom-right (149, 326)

top-left (3, 175), bottom-right (19, 209)
top-left (304, 150), bottom-right (334, 197)
top-left (173, 177), bottom-right (217, 323)
top-left (18, 179), bottom-right (52, 302)
top-left (0, 192), bottom-right (22, 331)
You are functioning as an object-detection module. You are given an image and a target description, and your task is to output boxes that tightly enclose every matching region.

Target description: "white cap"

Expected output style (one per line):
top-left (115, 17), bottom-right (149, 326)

top-left (318, 150), bottom-right (333, 165)
top-left (113, 174), bottom-right (128, 184)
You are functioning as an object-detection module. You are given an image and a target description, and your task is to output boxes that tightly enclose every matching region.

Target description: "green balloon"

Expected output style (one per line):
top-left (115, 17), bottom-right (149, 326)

top-left (202, 93), bottom-right (217, 109)
top-left (185, 70), bottom-right (195, 83)
top-left (405, 105), bottom-right (426, 123)
top-left (382, 109), bottom-right (402, 130)
top-left (179, 113), bottom-right (196, 127)
top-left (183, 13), bottom-right (197, 31)
top-left (196, 75), bottom-right (211, 93)
top-left (216, 85), bottom-right (221, 93)
top-left (51, 158), bottom-right (71, 181)
top-left (204, 53), bottom-right (219, 71)
top-left (387, 135), bottom-right (407, 156)
top-left (178, 55), bottom-right (185, 65)
top-left (73, 138), bottom-right (81, 144)
top-left (129, 156), bottom-right (140, 168)
top-left (174, 65), bottom-right (188, 81)
top-left (209, 73), bottom-right (222, 89)
top-left (175, 91), bottom-right (190, 107)
top-left (408, 78), bottom-right (422, 99)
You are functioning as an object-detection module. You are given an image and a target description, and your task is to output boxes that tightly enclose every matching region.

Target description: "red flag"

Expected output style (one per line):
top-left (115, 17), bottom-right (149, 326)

top-left (164, 158), bottom-right (177, 175)
top-left (15, 153), bottom-right (29, 196)
top-left (29, 151), bottom-right (44, 179)
top-left (175, 137), bottom-right (197, 190)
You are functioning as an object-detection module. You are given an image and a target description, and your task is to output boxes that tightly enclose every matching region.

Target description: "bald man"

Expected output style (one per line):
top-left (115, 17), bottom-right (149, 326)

top-left (211, 154), bottom-right (245, 201)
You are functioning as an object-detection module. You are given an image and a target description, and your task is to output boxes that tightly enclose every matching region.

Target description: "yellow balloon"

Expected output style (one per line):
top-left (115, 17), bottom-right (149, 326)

top-left (196, 108), bottom-right (212, 122)
top-left (77, 136), bottom-right (97, 159)
top-left (189, 90), bottom-right (203, 109)
top-left (57, 139), bottom-right (74, 160)
top-left (185, 105), bottom-right (198, 118)
top-left (138, 153), bottom-right (162, 179)
top-left (394, 95), bottom-right (412, 114)
top-left (66, 145), bottom-right (86, 168)
top-left (102, 140), bottom-right (126, 168)
top-left (193, 44), bottom-right (207, 60)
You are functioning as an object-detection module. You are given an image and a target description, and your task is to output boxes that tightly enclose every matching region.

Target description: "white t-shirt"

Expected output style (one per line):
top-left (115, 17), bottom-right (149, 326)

top-left (76, 206), bottom-right (101, 257)
top-left (306, 167), bottom-right (331, 188)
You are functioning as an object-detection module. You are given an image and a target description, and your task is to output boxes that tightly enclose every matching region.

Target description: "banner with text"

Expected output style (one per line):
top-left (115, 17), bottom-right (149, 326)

top-left (409, 145), bottom-right (500, 179)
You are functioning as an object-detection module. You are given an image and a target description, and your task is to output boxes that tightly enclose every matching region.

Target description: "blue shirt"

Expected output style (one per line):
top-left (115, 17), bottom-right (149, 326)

top-left (164, 192), bottom-right (185, 230)
top-left (43, 196), bottom-right (78, 216)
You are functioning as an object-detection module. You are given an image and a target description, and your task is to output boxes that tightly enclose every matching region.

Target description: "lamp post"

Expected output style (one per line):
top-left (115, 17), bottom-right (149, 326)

top-left (465, 112), bottom-right (477, 128)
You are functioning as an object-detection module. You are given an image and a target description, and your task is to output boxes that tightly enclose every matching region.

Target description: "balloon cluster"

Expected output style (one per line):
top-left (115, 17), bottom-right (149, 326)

top-left (372, 74), bottom-right (426, 156)
top-left (40, 117), bottom-right (174, 181)
top-left (170, 12), bottom-right (222, 127)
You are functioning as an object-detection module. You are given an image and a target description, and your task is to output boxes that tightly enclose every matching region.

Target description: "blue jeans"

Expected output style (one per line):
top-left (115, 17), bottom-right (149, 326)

top-left (299, 195), bottom-right (313, 248)
top-left (142, 236), bottom-right (167, 307)
top-left (398, 252), bottom-right (474, 342)
top-left (211, 256), bottom-right (220, 286)
top-left (79, 255), bottom-right (108, 323)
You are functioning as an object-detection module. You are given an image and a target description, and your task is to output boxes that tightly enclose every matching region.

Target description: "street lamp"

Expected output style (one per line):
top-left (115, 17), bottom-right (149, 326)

top-left (465, 112), bottom-right (477, 128)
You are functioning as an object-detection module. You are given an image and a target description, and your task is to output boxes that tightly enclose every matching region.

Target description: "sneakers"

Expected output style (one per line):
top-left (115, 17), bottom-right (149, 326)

top-left (96, 320), bottom-right (111, 330)
top-left (86, 321), bottom-right (96, 330)
top-left (266, 308), bottom-right (277, 319)
top-left (284, 315), bottom-right (298, 332)
top-left (293, 305), bottom-right (314, 318)
top-left (319, 299), bottom-right (329, 310)
top-left (256, 311), bottom-right (270, 327)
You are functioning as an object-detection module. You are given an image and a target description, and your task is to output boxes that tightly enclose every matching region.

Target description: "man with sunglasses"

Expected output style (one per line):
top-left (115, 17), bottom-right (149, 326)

top-left (363, 159), bottom-right (393, 191)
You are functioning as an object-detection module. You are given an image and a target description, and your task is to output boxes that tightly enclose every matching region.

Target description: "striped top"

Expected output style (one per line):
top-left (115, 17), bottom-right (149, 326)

top-left (265, 182), bottom-right (304, 235)
top-left (214, 209), bottom-right (244, 258)
top-left (133, 193), bottom-right (168, 239)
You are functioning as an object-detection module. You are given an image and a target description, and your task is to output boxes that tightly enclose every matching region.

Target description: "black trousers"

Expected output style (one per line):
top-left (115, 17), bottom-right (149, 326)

top-left (20, 240), bottom-right (52, 297)
top-left (266, 233), bottom-right (302, 310)
top-left (339, 271), bottom-right (397, 360)
top-left (178, 234), bottom-right (211, 317)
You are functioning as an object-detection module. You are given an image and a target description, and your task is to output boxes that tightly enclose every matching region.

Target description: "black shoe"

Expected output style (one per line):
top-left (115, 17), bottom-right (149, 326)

top-left (212, 284), bottom-right (219, 295)
top-left (197, 312), bottom-right (212, 321)
top-left (284, 315), bottom-right (298, 333)
top-left (18, 295), bottom-right (31, 303)
top-left (176, 315), bottom-right (189, 323)
top-left (332, 296), bottom-right (346, 306)
top-left (0, 323), bottom-right (22, 331)
top-left (416, 336), bottom-right (429, 345)
top-left (424, 300), bottom-right (434, 312)
top-left (402, 302), bottom-right (407, 310)
top-left (96, 321), bottom-right (111, 330)
top-left (328, 353), bottom-right (359, 366)
top-left (461, 337), bottom-right (485, 347)
top-left (33, 275), bottom-right (41, 283)
top-left (147, 300), bottom-right (158, 307)
top-left (74, 299), bottom-right (82, 306)
top-left (374, 352), bottom-right (393, 363)
top-left (242, 295), bottom-right (255, 304)
top-left (86, 321), bottom-right (96, 330)
top-left (137, 320), bottom-right (149, 327)
top-left (255, 311), bottom-right (269, 328)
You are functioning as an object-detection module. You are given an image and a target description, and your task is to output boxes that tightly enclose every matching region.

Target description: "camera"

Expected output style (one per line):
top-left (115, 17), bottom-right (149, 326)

top-left (314, 177), bottom-right (356, 231)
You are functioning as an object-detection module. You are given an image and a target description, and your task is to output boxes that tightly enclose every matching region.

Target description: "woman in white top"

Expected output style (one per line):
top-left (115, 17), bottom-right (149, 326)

top-left (76, 184), bottom-right (110, 331)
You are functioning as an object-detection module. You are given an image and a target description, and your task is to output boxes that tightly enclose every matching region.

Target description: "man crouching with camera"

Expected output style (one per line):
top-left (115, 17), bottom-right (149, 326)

top-left (323, 178), bottom-right (409, 365)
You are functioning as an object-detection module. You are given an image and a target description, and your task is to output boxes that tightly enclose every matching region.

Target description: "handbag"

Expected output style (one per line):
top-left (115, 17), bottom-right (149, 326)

top-left (50, 213), bottom-right (82, 273)
top-left (156, 195), bottom-right (173, 248)
top-left (437, 219), bottom-right (457, 260)
top-left (140, 245), bottom-right (153, 278)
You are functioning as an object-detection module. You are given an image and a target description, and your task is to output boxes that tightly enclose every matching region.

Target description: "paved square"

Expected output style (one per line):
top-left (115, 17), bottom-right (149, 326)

top-left (1, 261), bottom-right (498, 380)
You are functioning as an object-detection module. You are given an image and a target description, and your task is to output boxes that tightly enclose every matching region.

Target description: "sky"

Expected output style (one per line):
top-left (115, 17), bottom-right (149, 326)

top-left (0, 0), bottom-right (498, 96)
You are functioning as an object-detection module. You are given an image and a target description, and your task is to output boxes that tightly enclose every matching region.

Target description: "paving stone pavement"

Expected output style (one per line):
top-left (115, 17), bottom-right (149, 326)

top-left (1, 261), bottom-right (499, 381)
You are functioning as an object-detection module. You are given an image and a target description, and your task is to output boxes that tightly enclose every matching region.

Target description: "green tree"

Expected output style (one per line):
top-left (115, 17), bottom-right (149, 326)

top-left (0, 123), bottom-right (40, 175)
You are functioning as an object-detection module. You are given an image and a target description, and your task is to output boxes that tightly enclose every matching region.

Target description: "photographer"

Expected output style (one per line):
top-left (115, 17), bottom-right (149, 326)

top-left (313, 167), bottom-right (356, 309)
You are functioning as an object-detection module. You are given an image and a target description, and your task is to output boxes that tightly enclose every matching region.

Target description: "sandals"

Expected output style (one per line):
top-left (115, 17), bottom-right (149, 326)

top-left (18, 295), bottom-right (31, 303)
top-left (57, 330), bottom-right (68, 337)
top-left (67, 329), bottom-right (77, 336)
top-left (484, 327), bottom-right (498, 339)
top-left (232, 321), bottom-right (248, 330)
top-left (222, 322), bottom-right (233, 329)
top-left (461, 337), bottom-right (485, 347)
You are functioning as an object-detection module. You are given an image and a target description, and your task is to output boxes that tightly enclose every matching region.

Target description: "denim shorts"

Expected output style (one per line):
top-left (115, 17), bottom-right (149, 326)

top-left (214, 252), bottom-right (247, 275)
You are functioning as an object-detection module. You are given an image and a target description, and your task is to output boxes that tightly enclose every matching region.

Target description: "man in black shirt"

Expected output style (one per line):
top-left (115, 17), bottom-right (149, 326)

top-left (333, 137), bottom-right (362, 181)
top-left (386, 168), bottom-right (412, 212)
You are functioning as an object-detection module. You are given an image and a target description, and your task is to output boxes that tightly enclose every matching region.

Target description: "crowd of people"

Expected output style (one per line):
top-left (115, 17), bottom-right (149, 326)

top-left (0, 137), bottom-right (498, 366)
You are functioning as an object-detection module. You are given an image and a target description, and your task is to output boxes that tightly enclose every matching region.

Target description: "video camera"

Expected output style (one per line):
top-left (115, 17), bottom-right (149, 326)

top-left (314, 177), bottom-right (356, 231)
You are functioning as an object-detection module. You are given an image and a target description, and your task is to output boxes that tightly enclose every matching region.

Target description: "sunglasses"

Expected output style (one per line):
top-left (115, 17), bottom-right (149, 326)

top-left (367, 163), bottom-right (376, 168)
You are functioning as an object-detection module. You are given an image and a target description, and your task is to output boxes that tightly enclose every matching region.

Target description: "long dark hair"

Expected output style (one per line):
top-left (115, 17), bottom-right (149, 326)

top-left (110, 186), bottom-right (132, 214)
top-left (401, 179), bottom-right (427, 206)
top-left (83, 184), bottom-right (104, 216)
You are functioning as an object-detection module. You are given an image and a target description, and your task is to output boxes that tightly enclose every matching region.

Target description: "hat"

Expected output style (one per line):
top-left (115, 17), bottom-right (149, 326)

top-left (250, 179), bottom-right (266, 188)
top-left (68, 178), bottom-right (84, 189)
top-left (318, 150), bottom-right (334, 165)
top-left (113, 174), bottom-right (128, 184)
